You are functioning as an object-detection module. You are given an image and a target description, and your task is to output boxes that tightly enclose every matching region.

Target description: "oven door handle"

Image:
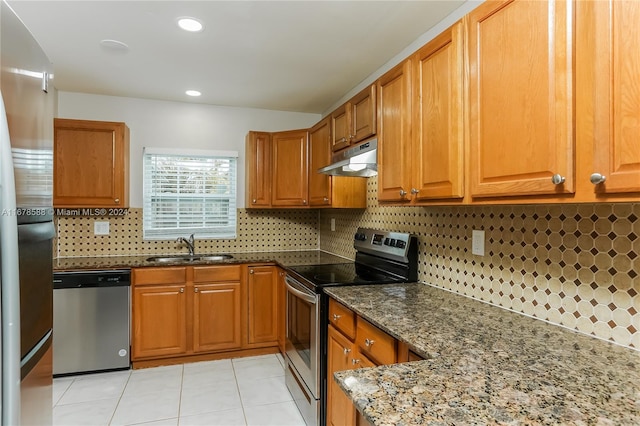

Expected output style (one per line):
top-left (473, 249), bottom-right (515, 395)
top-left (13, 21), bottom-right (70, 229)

top-left (285, 276), bottom-right (317, 305)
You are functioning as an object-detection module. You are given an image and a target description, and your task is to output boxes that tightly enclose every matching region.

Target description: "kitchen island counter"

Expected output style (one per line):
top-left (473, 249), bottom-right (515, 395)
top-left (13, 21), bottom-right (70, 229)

top-left (325, 283), bottom-right (639, 425)
top-left (53, 250), bottom-right (351, 271)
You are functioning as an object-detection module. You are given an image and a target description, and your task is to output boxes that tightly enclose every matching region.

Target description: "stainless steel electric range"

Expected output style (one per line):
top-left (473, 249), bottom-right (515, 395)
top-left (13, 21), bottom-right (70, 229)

top-left (283, 228), bottom-right (418, 426)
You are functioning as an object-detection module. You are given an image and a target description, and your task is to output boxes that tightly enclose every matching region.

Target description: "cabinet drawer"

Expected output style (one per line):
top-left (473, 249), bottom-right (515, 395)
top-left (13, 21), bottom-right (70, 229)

top-left (133, 267), bottom-right (186, 285)
top-left (329, 298), bottom-right (356, 340)
top-left (356, 317), bottom-right (396, 365)
top-left (193, 265), bottom-right (242, 283)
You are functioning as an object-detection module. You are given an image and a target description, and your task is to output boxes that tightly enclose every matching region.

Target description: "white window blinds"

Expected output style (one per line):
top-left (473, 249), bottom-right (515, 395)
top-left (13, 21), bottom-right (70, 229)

top-left (143, 148), bottom-right (238, 240)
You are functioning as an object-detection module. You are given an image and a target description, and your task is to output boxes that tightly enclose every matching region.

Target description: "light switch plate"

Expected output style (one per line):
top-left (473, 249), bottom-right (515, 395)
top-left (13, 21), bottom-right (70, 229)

top-left (94, 221), bottom-right (110, 235)
top-left (472, 229), bottom-right (485, 256)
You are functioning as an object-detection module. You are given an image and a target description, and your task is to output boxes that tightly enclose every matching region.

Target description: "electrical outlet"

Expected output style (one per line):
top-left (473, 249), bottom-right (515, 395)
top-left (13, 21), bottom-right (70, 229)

top-left (472, 229), bottom-right (485, 256)
top-left (330, 218), bottom-right (336, 232)
top-left (94, 221), bottom-right (110, 236)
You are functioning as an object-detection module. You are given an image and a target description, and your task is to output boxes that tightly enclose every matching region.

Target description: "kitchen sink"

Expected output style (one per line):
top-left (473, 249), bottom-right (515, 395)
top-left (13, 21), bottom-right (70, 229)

top-left (145, 254), bottom-right (233, 263)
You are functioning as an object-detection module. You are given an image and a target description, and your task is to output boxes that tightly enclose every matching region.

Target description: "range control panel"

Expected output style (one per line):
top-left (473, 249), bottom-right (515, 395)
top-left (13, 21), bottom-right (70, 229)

top-left (354, 228), bottom-right (417, 262)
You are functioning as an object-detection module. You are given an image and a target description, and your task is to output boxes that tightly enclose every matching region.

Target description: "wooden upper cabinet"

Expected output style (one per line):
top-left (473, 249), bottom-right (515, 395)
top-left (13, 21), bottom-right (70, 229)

top-left (377, 60), bottom-right (413, 202)
top-left (350, 85), bottom-right (377, 143)
top-left (271, 130), bottom-right (309, 207)
top-left (331, 85), bottom-right (377, 153)
top-left (584, 0), bottom-right (640, 196)
top-left (309, 117), bottom-right (333, 206)
top-left (412, 21), bottom-right (465, 201)
top-left (467, 0), bottom-right (575, 198)
top-left (331, 104), bottom-right (351, 152)
top-left (245, 131), bottom-right (272, 208)
top-left (53, 118), bottom-right (129, 208)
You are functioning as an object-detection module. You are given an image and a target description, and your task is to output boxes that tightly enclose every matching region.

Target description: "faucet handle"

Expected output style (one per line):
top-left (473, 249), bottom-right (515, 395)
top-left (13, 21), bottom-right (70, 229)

top-left (189, 233), bottom-right (195, 243)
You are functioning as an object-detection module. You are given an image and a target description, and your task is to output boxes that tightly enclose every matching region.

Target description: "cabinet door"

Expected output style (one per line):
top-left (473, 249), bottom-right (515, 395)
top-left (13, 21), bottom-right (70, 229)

top-left (588, 0), bottom-right (640, 194)
top-left (247, 266), bottom-right (278, 344)
top-left (331, 104), bottom-right (351, 152)
top-left (271, 130), bottom-right (309, 207)
top-left (377, 60), bottom-right (413, 202)
top-left (132, 285), bottom-right (187, 360)
top-left (53, 118), bottom-right (129, 207)
top-left (350, 85), bottom-right (377, 143)
top-left (193, 282), bottom-right (242, 353)
top-left (327, 325), bottom-right (356, 426)
top-left (309, 117), bottom-right (332, 207)
top-left (245, 131), bottom-right (271, 208)
top-left (412, 21), bottom-right (464, 201)
top-left (467, 0), bottom-right (574, 198)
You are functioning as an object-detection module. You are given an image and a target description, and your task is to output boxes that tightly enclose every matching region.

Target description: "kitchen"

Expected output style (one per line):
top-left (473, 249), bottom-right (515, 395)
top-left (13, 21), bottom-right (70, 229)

top-left (0, 0), bottom-right (638, 425)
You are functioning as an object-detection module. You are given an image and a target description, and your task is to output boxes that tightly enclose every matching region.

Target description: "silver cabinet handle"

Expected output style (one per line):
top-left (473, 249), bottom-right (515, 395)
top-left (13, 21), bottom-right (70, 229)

top-left (332, 314), bottom-right (342, 321)
top-left (365, 338), bottom-right (375, 347)
top-left (343, 347), bottom-right (351, 355)
top-left (399, 189), bottom-right (407, 197)
top-left (551, 174), bottom-right (565, 185)
top-left (590, 173), bottom-right (606, 185)
top-left (411, 188), bottom-right (419, 195)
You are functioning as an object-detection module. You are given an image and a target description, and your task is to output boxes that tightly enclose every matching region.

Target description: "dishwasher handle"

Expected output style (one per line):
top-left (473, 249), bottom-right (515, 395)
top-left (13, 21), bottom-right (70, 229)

top-left (53, 270), bottom-right (131, 289)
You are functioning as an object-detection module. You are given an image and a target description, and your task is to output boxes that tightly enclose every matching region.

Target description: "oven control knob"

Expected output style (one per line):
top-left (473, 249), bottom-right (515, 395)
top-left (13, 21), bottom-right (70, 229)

top-left (383, 238), bottom-right (390, 246)
top-left (389, 238), bottom-right (396, 247)
top-left (354, 232), bottom-right (367, 241)
top-left (396, 240), bottom-right (406, 249)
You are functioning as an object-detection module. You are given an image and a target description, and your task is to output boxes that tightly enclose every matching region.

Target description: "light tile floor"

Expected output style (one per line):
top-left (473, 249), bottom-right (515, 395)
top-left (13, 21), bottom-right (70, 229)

top-left (52, 353), bottom-right (306, 426)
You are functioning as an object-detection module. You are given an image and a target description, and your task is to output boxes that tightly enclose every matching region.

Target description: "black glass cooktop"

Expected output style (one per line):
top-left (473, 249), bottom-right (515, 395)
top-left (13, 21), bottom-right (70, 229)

top-left (287, 262), bottom-right (404, 288)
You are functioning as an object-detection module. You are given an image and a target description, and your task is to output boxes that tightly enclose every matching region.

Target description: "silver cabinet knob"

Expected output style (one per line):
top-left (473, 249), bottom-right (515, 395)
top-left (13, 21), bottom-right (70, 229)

top-left (551, 174), bottom-right (565, 185)
top-left (302, 199), bottom-right (307, 205)
top-left (194, 287), bottom-right (199, 293)
top-left (352, 359), bottom-right (361, 365)
top-left (252, 199), bottom-right (257, 204)
top-left (332, 314), bottom-right (342, 321)
top-left (249, 269), bottom-right (254, 274)
top-left (411, 188), bottom-right (419, 195)
top-left (399, 189), bottom-right (407, 197)
top-left (343, 347), bottom-right (351, 355)
top-left (590, 173), bottom-right (606, 185)
top-left (365, 338), bottom-right (375, 347)
top-left (323, 197), bottom-right (329, 203)
top-left (180, 288), bottom-right (184, 293)
top-left (114, 198), bottom-right (120, 204)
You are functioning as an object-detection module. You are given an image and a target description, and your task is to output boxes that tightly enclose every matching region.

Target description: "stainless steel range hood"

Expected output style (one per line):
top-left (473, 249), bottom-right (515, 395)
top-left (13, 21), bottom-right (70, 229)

top-left (318, 138), bottom-right (377, 177)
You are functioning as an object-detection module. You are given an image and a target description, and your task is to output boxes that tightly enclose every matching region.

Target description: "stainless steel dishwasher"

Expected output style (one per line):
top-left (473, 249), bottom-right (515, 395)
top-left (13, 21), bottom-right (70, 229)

top-left (52, 269), bottom-right (131, 376)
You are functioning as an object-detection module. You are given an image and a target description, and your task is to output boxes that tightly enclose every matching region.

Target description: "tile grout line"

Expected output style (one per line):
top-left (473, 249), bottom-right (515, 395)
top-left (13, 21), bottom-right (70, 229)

top-left (108, 370), bottom-right (132, 426)
top-left (231, 358), bottom-right (250, 426)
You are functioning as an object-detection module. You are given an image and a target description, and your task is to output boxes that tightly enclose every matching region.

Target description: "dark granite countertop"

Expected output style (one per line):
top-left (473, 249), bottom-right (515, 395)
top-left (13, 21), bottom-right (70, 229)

top-left (325, 283), bottom-right (640, 425)
top-left (53, 250), bottom-right (351, 271)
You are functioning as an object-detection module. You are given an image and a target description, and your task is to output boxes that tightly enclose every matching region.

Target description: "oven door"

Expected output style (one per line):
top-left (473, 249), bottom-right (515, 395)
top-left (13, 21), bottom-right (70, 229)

top-left (284, 274), bottom-right (320, 399)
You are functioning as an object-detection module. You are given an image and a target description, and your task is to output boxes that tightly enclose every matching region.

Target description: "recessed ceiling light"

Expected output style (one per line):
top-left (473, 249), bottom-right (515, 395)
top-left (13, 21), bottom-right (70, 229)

top-left (99, 39), bottom-right (129, 53)
top-left (177, 17), bottom-right (203, 32)
top-left (185, 90), bottom-right (201, 97)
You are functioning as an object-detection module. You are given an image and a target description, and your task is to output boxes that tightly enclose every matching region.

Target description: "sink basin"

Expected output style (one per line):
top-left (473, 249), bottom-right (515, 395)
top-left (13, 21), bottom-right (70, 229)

top-left (198, 254), bottom-right (233, 261)
top-left (146, 254), bottom-right (233, 263)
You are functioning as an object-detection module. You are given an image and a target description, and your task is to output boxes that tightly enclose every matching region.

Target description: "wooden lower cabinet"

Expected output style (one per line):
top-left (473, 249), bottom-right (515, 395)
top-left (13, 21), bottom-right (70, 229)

top-left (247, 265), bottom-right (279, 345)
top-left (327, 299), bottom-right (399, 426)
top-left (193, 282), bottom-right (242, 352)
top-left (132, 265), bottom-right (258, 364)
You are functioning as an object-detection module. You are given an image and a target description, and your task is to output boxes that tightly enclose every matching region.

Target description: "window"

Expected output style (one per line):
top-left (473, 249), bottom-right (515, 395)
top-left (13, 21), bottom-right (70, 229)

top-left (143, 148), bottom-right (238, 240)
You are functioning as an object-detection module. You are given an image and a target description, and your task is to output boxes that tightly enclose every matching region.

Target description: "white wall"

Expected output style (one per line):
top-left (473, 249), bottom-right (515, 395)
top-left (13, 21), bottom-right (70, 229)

top-left (57, 92), bottom-right (320, 208)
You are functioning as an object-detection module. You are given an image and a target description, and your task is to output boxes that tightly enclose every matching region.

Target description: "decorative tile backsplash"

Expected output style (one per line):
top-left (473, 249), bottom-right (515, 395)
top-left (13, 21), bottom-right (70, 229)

top-left (319, 177), bottom-right (639, 349)
top-left (54, 208), bottom-right (319, 257)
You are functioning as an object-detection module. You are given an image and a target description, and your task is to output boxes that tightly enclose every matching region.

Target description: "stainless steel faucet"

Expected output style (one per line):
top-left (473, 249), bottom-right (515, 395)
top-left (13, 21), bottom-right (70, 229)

top-left (177, 234), bottom-right (195, 256)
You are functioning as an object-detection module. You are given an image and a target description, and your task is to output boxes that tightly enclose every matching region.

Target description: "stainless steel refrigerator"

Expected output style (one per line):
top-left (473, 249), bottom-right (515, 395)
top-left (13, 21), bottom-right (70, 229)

top-left (1, 0), bottom-right (56, 424)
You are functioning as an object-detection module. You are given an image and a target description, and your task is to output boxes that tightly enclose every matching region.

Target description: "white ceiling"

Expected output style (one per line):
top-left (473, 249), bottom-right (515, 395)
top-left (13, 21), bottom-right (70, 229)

top-left (8, 1), bottom-right (466, 113)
